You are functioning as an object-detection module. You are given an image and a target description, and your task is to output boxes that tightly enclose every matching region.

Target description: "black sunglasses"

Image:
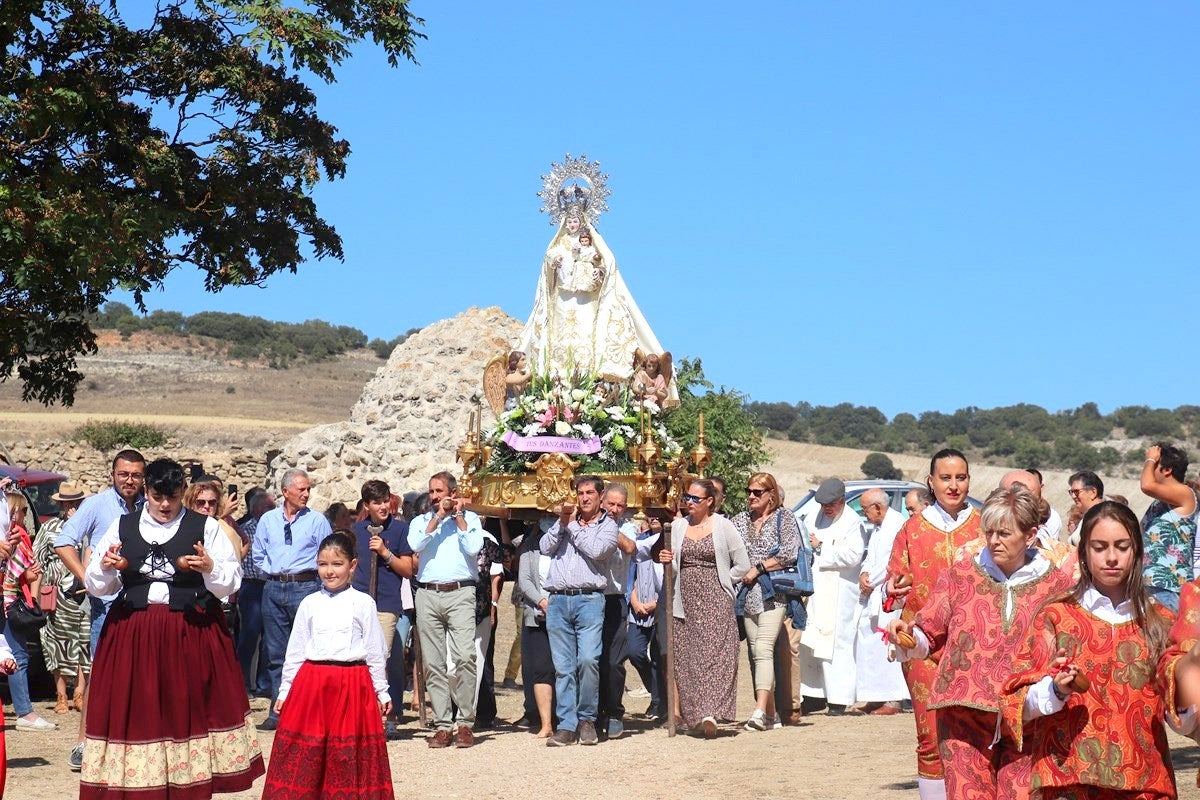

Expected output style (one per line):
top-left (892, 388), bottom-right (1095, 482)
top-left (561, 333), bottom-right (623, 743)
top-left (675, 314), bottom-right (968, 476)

top-left (746, 488), bottom-right (769, 498)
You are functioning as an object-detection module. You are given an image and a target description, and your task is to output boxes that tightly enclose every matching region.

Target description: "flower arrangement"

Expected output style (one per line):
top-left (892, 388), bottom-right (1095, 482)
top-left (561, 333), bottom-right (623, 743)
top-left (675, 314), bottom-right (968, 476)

top-left (482, 369), bottom-right (681, 475)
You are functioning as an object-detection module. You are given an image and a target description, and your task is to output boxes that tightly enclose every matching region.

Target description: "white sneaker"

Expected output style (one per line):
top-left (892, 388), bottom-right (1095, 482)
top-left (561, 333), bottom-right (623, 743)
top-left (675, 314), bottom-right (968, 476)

top-left (16, 716), bottom-right (57, 731)
top-left (744, 709), bottom-right (768, 731)
top-left (770, 714), bottom-right (784, 730)
top-left (627, 687), bottom-right (651, 699)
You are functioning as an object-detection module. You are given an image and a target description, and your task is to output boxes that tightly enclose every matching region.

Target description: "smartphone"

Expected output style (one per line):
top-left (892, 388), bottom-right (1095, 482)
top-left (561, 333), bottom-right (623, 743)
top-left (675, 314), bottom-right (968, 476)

top-left (227, 484), bottom-right (238, 499)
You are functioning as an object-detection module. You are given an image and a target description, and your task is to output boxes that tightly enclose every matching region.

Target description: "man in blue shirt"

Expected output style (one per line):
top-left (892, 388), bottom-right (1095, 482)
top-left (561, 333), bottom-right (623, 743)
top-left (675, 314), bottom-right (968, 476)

top-left (53, 448), bottom-right (146, 771)
top-left (350, 479), bottom-right (413, 737)
top-left (252, 467), bottom-right (331, 730)
top-left (407, 471), bottom-right (484, 749)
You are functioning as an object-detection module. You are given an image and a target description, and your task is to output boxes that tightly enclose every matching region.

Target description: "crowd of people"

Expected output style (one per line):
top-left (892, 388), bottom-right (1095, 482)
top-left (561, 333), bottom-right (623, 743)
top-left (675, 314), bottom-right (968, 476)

top-left (2, 440), bottom-right (1200, 798)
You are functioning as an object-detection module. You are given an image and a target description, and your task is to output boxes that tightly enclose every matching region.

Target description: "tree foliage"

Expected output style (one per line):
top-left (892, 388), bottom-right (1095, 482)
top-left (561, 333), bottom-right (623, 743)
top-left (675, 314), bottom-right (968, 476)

top-left (861, 452), bottom-right (902, 480)
top-left (91, 301), bottom-right (390, 365)
top-left (666, 358), bottom-right (769, 511)
top-left (1, 0), bottom-right (425, 404)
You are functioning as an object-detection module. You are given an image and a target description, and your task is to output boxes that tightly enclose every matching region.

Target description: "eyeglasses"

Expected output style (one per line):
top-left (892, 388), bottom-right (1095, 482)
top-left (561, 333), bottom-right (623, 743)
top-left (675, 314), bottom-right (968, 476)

top-left (1068, 487), bottom-right (1093, 498)
top-left (115, 472), bottom-right (144, 481)
top-left (745, 488), bottom-right (769, 498)
top-left (194, 499), bottom-right (219, 508)
top-left (683, 493), bottom-right (709, 504)
top-left (284, 521), bottom-right (293, 546)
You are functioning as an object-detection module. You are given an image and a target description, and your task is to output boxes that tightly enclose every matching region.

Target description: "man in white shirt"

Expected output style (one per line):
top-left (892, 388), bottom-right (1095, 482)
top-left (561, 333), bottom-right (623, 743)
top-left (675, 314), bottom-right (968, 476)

top-left (798, 477), bottom-right (866, 715)
top-left (598, 484), bottom-right (639, 740)
top-left (854, 489), bottom-right (908, 714)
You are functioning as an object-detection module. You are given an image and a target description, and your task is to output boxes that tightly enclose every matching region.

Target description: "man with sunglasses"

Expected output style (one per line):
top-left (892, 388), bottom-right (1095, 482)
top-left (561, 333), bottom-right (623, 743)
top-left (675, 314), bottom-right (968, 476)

top-left (252, 468), bottom-right (331, 731)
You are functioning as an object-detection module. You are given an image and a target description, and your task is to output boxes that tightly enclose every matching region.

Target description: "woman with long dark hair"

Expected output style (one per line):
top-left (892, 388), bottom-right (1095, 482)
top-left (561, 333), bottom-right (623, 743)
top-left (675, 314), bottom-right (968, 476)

top-left (1006, 502), bottom-right (1176, 800)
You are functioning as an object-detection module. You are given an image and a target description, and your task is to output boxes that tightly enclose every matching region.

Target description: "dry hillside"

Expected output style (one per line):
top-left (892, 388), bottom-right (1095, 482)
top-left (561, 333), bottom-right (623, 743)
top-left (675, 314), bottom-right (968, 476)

top-left (0, 330), bottom-right (1150, 521)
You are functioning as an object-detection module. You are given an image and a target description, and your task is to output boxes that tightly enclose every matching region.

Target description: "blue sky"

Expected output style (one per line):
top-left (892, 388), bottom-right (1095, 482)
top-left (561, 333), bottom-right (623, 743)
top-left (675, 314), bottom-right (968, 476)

top-left (118, 2), bottom-right (1200, 417)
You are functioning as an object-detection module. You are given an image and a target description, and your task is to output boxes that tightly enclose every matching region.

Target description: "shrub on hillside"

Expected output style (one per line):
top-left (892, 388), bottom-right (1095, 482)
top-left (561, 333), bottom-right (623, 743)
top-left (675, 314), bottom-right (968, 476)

top-left (73, 420), bottom-right (168, 451)
top-left (861, 452), bottom-right (902, 480)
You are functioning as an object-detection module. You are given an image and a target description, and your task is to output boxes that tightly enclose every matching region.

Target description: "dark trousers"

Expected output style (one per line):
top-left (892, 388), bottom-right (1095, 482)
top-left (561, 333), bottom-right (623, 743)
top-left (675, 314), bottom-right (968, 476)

top-left (521, 621), bottom-right (555, 727)
top-left (626, 622), bottom-right (661, 713)
top-left (235, 578), bottom-right (270, 694)
top-left (476, 615), bottom-right (498, 724)
top-left (597, 594), bottom-right (628, 723)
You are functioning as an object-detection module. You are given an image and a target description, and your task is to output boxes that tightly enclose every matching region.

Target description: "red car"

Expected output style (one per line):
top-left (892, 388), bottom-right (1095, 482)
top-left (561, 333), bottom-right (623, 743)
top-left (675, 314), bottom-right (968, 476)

top-left (0, 464), bottom-right (67, 529)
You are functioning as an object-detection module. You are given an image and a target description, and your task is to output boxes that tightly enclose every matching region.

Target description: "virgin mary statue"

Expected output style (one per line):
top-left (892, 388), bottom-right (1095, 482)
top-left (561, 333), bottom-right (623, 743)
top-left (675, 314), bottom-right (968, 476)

top-left (516, 171), bottom-right (666, 388)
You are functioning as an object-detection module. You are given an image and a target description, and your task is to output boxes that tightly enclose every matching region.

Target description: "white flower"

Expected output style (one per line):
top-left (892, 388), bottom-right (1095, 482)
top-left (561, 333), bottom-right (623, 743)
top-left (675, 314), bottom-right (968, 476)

top-left (605, 405), bottom-right (626, 419)
top-left (571, 389), bottom-right (587, 402)
top-left (554, 421), bottom-right (572, 436)
top-left (642, 399), bottom-right (661, 414)
top-left (576, 424), bottom-right (594, 438)
top-left (534, 400), bottom-right (550, 412)
top-left (522, 422), bottom-right (544, 437)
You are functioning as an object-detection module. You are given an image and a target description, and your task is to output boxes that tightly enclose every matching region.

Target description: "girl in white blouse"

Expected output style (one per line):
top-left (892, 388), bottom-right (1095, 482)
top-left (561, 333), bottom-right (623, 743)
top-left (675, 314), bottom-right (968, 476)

top-left (261, 531), bottom-right (394, 800)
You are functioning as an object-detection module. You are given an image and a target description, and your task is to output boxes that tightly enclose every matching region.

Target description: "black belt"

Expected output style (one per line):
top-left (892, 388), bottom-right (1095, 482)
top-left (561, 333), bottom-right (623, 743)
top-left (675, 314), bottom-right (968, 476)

top-left (268, 571), bottom-right (318, 583)
top-left (418, 580), bottom-right (477, 592)
top-left (549, 588), bottom-right (602, 596)
top-left (308, 659), bottom-right (366, 667)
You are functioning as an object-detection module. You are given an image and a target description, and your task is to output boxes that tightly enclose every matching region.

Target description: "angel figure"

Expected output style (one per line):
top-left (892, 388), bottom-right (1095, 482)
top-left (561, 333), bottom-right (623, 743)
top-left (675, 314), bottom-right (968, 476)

top-left (504, 350), bottom-right (531, 410)
top-left (631, 349), bottom-right (673, 406)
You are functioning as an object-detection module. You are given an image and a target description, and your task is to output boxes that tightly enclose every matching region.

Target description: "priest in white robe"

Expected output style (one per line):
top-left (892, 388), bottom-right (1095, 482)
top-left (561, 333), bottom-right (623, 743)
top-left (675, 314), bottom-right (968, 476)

top-left (853, 489), bottom-right (909, 712)
top-left (798, 478), bottom-right (866, 714)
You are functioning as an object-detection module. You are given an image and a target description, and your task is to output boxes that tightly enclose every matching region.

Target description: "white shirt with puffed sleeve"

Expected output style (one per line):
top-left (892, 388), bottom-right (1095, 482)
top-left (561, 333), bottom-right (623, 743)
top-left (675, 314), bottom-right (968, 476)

top-left (278, 586), bottom-right (389, 705)
top-left (85, 508), bottom-right (241, 602)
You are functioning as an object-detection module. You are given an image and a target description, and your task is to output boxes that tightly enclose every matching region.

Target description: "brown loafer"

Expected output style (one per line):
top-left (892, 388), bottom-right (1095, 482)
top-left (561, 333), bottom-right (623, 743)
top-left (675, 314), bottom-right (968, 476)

top-left (427, 728), bottom-right (453, 748)
top-left (453, 725), bottom-right (474, 748)
top-left (871, 704), bottom-right (902, 716)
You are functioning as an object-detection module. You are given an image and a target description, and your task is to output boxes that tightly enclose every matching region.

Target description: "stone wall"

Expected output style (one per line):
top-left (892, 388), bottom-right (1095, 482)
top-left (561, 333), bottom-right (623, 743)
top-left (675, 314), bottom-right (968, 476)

top-left (4, 440), bottom-right (271, 495)
top-left (269, 306), bottom-right (523, 508)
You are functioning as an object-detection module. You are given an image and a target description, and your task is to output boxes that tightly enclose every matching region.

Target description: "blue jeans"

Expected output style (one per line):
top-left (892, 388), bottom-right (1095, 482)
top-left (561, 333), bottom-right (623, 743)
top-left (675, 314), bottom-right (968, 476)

top-left (262, 579), bottom-right (320, 720)
top-left (1150, 586), bottom-right (1181, 614)
top-left (390, 612), bottom-right (414, 712)
top-left (4, 623), bottom-right (33, 717)
top-left (546, 592), bottom-right (604, 733)
top-left (89, 596), bottom-right (112, 683)
top-left (236, 579), bottom-right (271, 694)
top-left (626, 622), bottom-right (660, 713)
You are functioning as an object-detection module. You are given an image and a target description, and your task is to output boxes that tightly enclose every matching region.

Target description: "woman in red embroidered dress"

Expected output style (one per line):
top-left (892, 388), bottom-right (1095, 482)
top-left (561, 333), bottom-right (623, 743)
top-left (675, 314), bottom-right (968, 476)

top-left (1005, 502), bottom-right (1177, 800)
top-left (889, 485), bottom-right (1071, 800)
top-left (885, 448), bottom-right (983, 800)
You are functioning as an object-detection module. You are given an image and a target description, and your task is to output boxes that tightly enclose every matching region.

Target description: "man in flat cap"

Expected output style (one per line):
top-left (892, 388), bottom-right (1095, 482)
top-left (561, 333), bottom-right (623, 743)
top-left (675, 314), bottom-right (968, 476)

top-left (797, 477), bottom-right (866, 715)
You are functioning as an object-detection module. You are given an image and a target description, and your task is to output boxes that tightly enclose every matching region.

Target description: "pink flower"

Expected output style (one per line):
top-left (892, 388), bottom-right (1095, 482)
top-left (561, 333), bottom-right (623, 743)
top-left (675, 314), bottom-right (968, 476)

top-left (563, 407), bottom-right (576, 422)
top-left (536, 406), bottom-right (556, 426)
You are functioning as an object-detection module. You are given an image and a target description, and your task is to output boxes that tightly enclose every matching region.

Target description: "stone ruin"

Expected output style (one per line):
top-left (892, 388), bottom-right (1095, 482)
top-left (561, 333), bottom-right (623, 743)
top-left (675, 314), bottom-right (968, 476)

top-left (268, 306), bottom-right (522, 508)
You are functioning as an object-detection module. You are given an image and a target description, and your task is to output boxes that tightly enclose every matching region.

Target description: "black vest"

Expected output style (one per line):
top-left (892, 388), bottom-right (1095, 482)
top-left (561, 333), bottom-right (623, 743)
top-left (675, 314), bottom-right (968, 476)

top-left (118, 509), bottom-right (211, 611)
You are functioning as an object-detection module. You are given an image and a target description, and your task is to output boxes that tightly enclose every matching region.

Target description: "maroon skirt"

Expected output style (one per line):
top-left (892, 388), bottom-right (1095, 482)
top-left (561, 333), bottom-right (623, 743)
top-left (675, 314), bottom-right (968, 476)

top-left (262, 660), bottom-right (393, 800)
top-left (81, 603), bottom-right (265, 799)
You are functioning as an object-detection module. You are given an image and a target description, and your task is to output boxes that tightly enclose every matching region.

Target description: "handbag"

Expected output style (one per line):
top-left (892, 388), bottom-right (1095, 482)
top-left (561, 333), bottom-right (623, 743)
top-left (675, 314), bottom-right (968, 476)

top-left (769, 511), bottom-right (814, 597)
top-left (39, 583), bottom-right (57, 614)
top-left (8, 582), bottom-right (48, 635)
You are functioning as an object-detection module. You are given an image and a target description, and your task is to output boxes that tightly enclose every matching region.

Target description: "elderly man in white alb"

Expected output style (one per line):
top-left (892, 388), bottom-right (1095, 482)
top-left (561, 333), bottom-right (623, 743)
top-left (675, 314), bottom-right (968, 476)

top-left (853, 489), bottom-right (909, 714)
top-left (798, 477), bottom-right (866, 715)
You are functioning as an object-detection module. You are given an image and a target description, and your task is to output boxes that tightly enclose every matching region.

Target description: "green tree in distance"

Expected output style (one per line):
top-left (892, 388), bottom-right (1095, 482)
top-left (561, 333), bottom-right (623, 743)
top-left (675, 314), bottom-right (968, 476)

top-left (1, 0), bottom-right (425, 405)
top-left (666, 357), bottom-right (769, 512)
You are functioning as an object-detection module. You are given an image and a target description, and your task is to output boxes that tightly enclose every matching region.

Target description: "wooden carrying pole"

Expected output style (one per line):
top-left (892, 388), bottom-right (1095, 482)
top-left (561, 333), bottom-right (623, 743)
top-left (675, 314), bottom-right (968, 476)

top-left (663, 547), bottom-right (678, 737)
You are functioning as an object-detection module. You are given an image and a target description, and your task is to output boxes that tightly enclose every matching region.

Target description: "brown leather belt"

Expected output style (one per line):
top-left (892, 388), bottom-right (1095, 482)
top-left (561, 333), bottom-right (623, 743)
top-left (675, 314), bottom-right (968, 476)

top-left (418, 580), bottom-right (477, 592)
top-left (268, 571), bottom-right (318, 583)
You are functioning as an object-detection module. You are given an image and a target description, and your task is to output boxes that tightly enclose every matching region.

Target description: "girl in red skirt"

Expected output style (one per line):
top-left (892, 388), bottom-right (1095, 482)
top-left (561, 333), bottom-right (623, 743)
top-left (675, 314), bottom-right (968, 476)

top-left (262, 531), bottom-right (393, 800)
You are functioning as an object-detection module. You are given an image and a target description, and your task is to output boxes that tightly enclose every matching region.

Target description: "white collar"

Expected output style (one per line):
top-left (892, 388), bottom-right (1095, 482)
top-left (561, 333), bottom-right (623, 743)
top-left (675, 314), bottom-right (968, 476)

top-left (976, 548), bottom-right (1049, 585)
top-left (1080, 585), bottom-right (1134, 621)
top-left (922, 502), bottom-right (972, 530)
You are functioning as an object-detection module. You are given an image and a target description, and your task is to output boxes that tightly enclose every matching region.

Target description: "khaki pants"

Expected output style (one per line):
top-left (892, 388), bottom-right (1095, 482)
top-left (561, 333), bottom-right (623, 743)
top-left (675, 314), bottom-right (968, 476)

top-left (504, 606), bottom-right (523, 682)
top-left (415, 586), bottom-right (477, 729)
top-left (772, 618), bottom-right (803, 716)
top-left (743, 606), bottom-right (787, 693)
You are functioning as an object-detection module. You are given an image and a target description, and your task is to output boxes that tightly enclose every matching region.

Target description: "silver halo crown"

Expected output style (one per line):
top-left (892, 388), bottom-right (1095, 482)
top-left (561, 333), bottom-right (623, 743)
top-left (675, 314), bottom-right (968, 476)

top-left (538, 153), bottom-right (611, 227)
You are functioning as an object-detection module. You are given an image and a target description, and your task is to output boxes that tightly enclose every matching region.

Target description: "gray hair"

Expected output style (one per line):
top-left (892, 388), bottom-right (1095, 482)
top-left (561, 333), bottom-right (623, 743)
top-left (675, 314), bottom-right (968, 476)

top-left (280, 469), bottom-right (309, 491)
top-left (604, 483), bottom-right (629, 501)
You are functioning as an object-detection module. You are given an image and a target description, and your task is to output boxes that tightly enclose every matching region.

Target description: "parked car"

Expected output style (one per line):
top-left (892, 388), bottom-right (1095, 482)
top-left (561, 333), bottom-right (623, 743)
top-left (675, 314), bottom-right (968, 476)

top-left (791, 479), bottom-right (982, 524)
top-left (0, 464), bottom-right (67, 530)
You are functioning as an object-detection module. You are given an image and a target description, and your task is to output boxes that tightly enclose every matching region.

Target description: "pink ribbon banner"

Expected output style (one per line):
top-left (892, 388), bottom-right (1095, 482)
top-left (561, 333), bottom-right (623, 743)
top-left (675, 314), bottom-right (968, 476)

top-left (502, 431), bottom-right (602, 455)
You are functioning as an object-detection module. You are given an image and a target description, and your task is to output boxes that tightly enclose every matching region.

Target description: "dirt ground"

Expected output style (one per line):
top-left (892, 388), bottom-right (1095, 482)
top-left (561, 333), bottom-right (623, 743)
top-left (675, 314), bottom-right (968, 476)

top-left (7, 598), bottom-right (1200, 800)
